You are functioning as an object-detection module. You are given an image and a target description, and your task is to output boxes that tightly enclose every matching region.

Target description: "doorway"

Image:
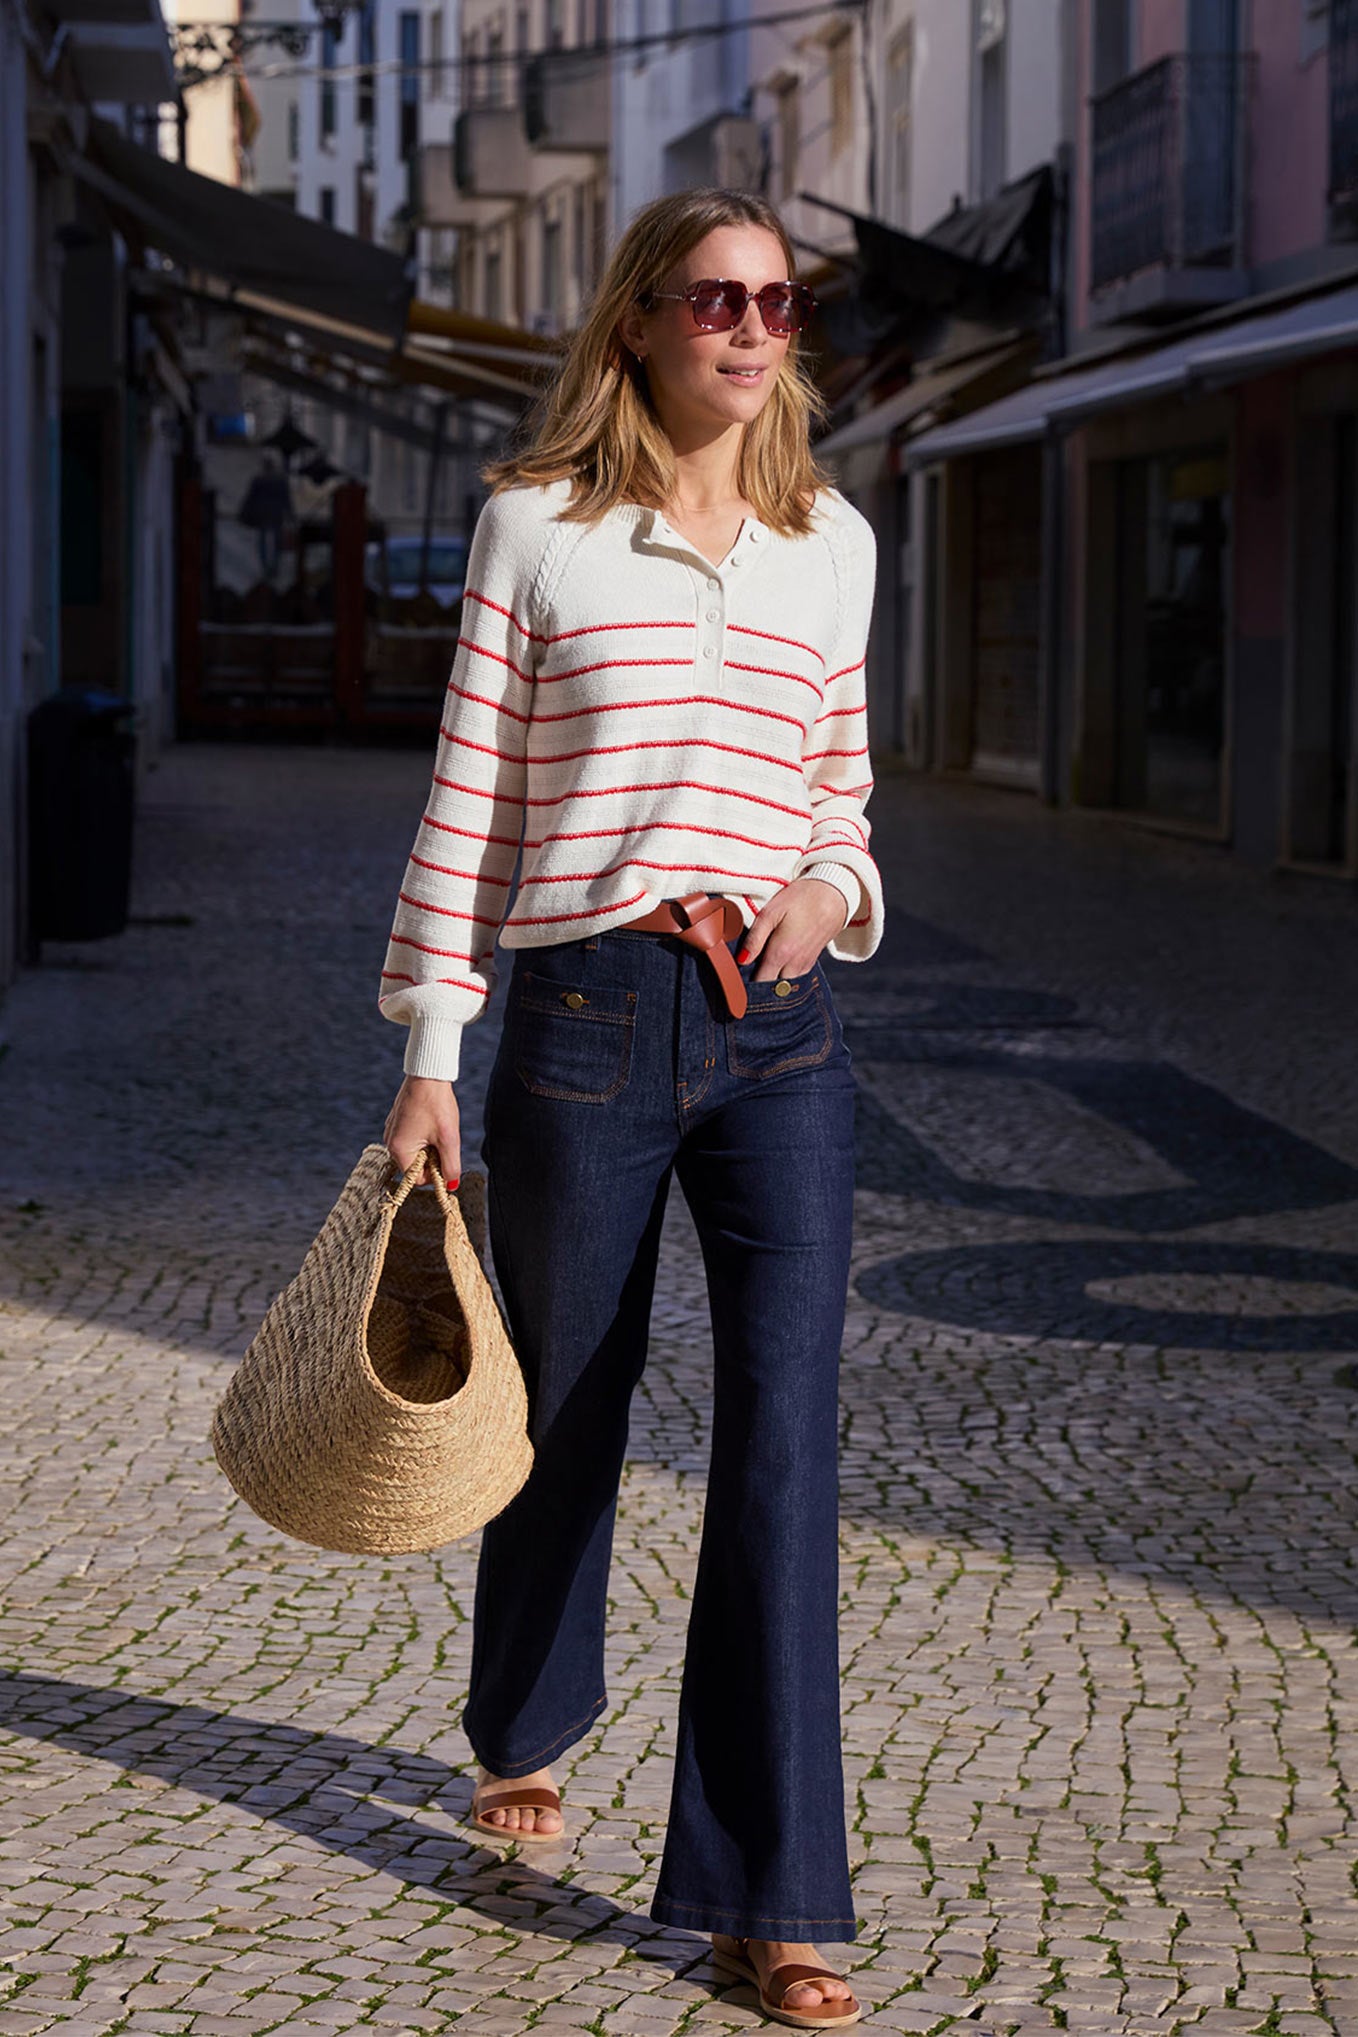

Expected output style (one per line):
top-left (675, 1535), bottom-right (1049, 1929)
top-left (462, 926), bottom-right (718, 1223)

top-left (1115, 445), bottom-right (1230, 825)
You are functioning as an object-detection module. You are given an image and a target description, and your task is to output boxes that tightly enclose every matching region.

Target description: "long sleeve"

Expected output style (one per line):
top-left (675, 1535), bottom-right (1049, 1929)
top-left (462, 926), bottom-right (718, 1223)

top-left (378, 489), bottom-right (546, 1081)
top-left (792, 502), bottom-right (884, 961)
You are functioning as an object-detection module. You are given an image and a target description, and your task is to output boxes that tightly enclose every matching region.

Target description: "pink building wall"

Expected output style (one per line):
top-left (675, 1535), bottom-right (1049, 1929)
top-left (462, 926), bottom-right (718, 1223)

top-left (1073, 0), bottom-right (1331, 335)
top-left (1247, 5), bottom-right (1329, 266)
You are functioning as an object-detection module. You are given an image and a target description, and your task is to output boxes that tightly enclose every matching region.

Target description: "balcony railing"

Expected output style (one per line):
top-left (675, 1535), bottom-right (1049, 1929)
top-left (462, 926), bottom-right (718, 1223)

top-left (1331, 0), bottom-right (1358, 215)
top-left (1090, 53), bottom-right (1248, 297)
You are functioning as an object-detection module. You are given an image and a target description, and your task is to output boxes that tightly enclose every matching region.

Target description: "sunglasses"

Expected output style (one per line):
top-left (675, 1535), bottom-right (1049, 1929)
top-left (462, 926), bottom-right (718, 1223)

top-left (644, 277), bottom-right (818, 337)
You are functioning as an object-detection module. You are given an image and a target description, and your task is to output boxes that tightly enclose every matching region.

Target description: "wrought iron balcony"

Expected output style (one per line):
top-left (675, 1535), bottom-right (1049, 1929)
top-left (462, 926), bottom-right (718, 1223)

top-left (1090, 52), bottom-right (1250, 318)
top-left (1331, 0), bottom-right (1358, 224)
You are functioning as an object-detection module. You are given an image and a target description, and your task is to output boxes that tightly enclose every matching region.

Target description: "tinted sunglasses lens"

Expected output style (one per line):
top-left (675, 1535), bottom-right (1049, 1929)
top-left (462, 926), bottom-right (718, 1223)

top-left (760, 284), bottom-right (814, 334)
top-left (691, 280), bottom-right (748, 330)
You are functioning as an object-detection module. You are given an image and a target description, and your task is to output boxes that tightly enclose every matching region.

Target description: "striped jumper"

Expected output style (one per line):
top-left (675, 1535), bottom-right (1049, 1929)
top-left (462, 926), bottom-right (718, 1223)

top-left (379, 477), bottom-right (883, 1082)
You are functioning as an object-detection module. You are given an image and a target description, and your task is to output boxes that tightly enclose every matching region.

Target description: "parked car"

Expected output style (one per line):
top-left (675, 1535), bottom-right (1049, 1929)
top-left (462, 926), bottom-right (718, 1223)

top-left (365, 533), bottom-right (469, 609)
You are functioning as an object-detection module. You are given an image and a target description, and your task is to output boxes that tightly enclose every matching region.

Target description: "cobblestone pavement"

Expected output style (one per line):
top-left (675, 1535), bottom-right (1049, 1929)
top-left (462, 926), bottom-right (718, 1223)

top-left (2, 743), bottom-right (1358, 2037)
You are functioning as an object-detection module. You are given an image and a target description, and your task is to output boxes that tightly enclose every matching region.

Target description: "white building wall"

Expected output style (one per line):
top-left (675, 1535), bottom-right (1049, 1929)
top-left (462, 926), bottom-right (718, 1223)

top-left (905, 1), bottom-right (970, 230)
top-left (612, 0), bottom-right (749, 229)
top-left (1006, 0), bottom-right (1063, 188)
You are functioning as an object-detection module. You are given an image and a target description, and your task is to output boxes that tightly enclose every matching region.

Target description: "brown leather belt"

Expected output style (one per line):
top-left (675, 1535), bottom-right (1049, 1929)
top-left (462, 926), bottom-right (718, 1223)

top-left (617, 891), bottom-right (748, 1020)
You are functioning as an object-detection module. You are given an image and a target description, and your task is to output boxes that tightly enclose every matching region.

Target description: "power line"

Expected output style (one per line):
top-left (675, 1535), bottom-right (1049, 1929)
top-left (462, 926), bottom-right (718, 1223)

top-left (173, 0), bottom-right (864, 88)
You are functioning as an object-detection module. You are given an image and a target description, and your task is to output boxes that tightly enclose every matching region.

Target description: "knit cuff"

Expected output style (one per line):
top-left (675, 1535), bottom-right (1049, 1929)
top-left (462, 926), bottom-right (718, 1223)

top-left (402, 1015), bottom-right (465, 1084)
top-left (800, 861), bottom-right (858, 930)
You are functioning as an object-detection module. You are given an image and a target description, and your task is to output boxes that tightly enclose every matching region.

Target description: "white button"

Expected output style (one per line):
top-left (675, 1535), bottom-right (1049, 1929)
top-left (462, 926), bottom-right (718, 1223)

top-left (708, 578), bottom-right (719, 591)
top-left (728, 556), bottom-right (740, 568)
top-left (706, 609), bottom-right (719, 622)
top-left (702, 646), bottom-right (716, 659)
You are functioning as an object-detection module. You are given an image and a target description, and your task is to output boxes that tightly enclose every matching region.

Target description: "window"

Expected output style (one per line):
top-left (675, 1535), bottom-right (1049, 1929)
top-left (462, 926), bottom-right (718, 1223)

top-left (358, 0), bottom-right (375, 127)
top-left (287, 97), bottom-right (299, 161)
top-left (429, 10), bottom-right (444, 96)
top-left (593, 0), bottom-right (606, 43)
top-left (827, 25), bottom-right (853, 157)
top-left (487, 21), bottom-right (504, 104)
top-left (546, 0), bottom-right (565, 49)
top-left (486, 244), bottom-right (503, 321)
top-left (399, 11), bottom-right (420, 157)
top-left (975, 4), bottom-right (1006, 202)
top-left (516, 3), bottom-right (530, 53)
top-left (775, 76), bottom-right (800, 200)
top-left (319, 184), bottom-right (336, 225)
top-left (541, 210), bottom-right (562, 329)
top-left (886, 21), bottom-right (913, 227)
top-left (1092, 0), bottom-right (1133, 94)
top-left (319, 18), bottom-right (340, 139)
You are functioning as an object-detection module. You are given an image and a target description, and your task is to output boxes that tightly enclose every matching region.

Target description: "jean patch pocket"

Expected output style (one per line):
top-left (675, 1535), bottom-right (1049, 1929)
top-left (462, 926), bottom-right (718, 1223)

top-left (512, 974), bottom-right (637, 1102)
top-left (726, 968), bottom-right (834, 1081)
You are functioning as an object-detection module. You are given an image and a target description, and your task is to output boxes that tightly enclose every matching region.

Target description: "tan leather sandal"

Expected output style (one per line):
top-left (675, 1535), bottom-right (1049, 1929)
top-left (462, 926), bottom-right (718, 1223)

top-left (468, 1782), bottom-right (566, 1845)
top-left (712, 1934), bottom-right (863, 2029)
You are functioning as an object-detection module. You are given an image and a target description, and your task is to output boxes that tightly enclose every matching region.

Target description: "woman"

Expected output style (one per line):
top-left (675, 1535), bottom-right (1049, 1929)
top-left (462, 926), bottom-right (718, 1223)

top-left (381, 187), bottom-right (881, 2031)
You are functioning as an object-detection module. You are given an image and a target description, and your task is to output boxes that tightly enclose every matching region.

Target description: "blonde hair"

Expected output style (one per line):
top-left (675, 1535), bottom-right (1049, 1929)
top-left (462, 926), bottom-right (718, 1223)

top-left (482, 188), bottom-right (833, 538)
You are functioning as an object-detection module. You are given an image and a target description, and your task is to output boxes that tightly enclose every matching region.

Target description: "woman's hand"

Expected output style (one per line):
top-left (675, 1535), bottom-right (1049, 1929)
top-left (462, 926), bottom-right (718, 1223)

top-left (383, 1076), bottom-right (463, 1188)
top-left (737, 877), bottom-right (851, 981)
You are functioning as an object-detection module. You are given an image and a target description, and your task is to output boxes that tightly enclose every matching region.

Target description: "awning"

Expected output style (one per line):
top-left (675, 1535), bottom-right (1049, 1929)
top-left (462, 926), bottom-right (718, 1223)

top-left (802, 167), bottom-right (1054, 357)
top-left (815, 338), bottom-right (1034, 458)
top-left (907, 274), bottom-right (1358, 466)
top-left (74, 115), bottom-right (414, 344)
top-left (135, 268), bottom-right (555, 407)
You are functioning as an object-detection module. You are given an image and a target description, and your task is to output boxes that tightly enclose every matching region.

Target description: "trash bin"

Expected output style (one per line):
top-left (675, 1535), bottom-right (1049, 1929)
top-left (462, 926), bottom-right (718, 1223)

top-left (27, 688), bottom-right (136, 943)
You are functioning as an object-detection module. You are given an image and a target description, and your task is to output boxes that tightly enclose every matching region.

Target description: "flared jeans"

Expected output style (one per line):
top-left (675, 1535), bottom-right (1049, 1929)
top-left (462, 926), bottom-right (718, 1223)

top-left (464, 922), bottom-right (859, 1941)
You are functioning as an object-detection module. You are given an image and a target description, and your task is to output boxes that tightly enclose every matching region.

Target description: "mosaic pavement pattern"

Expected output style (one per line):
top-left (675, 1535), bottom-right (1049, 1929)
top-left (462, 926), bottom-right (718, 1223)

top-left (1, 745), bottom-right (1356, 2036)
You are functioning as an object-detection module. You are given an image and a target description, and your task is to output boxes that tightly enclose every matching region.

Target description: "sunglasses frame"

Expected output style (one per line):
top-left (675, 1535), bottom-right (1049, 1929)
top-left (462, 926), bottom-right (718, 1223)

top-left (644, 277), bottom-right (818, 337)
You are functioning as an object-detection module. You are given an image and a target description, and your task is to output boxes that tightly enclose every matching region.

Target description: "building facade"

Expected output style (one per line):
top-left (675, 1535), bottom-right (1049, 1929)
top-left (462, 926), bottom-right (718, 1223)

top-left (0, 0), bottom-right (179, 996)
top-left (906, 0), bottom-right (1358, 881)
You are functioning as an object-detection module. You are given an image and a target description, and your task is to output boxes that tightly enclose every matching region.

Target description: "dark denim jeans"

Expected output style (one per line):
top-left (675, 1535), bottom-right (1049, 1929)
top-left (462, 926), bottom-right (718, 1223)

top-left (464, 921), bottom-right (859, 1941)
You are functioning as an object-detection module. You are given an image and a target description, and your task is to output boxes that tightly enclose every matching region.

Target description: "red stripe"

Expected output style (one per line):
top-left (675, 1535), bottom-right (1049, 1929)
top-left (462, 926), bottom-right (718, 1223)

top-left (528, 735), bottom-right (805, 778)
top-left (464, 589), bottom-right (547, 643)
top-left (410, 853), bottom-right (512, 886)
top-left (537, 654), bottom-right (694, 685)
top-left (531, 694), bottom-right (805, 735)
top-left (726, 659), bottom-right (822, 702)
top-left (426, 777), bottom-right (522, 807)
top-left (446, 680), bottom-right (531, 724)
top-left (459, 637), bottom-right (536, 685)
top-left (729, 622), bottom-right (825, 667)
top-left (505, 889), bottom-right (650, 928)
top-left (523, 819), bottom-right (802, 855)
top-left (804, 745), bottom-right (870, 762)
top-left (398, 891), bottom-right (503, 928)
top-left (437, 732), bottom-right (526, 767)
top-left (546, 617), bottom-right (695, 644)
top-left (464, 588), bottom-right (697, 647)
top-left (519, 855), bottom-right (790, 888)
top-left (812, 814), bottom-right (869, 849)
top-left (380, 970), bottom-right (492, 995)
top-left (521, 776), bottom-right (810, 820)
top-left (825, 657), bottom-right (866, 685)
top-left (421, 810), bottom-right (522, 845)
top-left (814, 702), bottom-right (867, 724)
top-left (389, 932), bottom-right (498, 962)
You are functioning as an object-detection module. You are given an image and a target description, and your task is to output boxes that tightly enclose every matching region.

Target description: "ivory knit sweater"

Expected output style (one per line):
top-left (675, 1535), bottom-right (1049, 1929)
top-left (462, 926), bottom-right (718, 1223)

top-left (379, 477), bottom-right (883, 1082)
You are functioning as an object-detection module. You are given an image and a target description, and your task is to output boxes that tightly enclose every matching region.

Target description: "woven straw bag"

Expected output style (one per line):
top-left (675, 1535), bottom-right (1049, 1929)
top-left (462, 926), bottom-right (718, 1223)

top-left (211, 1145), bottom-right (534, 1554)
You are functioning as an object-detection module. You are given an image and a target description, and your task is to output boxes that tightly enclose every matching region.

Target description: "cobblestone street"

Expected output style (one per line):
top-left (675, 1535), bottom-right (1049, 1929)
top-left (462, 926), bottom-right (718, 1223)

top-left (3, 741), bottom-right (1358, 2037)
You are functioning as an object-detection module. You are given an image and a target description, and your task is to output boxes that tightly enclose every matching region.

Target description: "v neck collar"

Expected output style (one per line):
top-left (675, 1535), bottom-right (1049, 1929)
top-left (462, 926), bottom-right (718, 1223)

top-left (628, 503), bottom-right (768, 575)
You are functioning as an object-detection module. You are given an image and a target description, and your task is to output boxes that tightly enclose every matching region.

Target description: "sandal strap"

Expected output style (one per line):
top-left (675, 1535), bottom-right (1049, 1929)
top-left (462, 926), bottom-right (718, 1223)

top-left (765, 1962), bottom-right (855, 2007)
top-left (475, 1786), bottom-right (561, 1813)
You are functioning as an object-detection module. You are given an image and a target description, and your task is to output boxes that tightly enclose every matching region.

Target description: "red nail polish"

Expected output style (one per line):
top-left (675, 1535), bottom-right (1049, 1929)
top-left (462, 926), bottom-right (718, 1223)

top-left (447, 1177), bottom-right (460, 1192)
top-left (736, 947), bottom-right (751, 964)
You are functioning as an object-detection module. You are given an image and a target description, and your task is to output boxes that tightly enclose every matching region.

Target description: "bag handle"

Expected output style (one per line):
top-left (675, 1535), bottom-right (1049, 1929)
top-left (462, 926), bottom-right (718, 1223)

top-left (384, 1146), bottom-right (455, 1215)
